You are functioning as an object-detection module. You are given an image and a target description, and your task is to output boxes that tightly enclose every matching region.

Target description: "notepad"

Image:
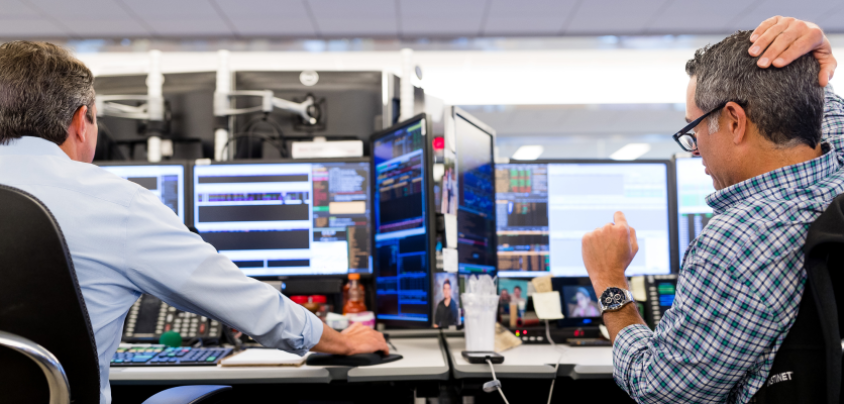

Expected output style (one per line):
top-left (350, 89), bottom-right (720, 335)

top-left (219, 349), bottom-right (306, 367)
top-left (532, 291), bottom-right (565, 320)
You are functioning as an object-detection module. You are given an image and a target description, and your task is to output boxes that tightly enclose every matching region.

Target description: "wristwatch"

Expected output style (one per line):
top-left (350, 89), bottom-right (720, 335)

top-left (599, 287), bottom-right (634, 314)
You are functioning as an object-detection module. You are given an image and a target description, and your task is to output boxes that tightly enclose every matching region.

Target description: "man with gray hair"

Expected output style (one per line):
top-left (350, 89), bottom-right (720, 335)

top-left (582, 17), bottom-right (843, 403)
top-left (0, 41), bottom-right (388, 404)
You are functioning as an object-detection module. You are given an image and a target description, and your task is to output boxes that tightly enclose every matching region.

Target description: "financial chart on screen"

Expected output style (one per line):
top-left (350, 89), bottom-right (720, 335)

top-left (372, 118), bottom-right (431, 324)
top-left (99, 164), bottom-right (185, 221)
top-left (192, 161), bottom-right (371, 277)
top-left (675, 157), bottom-right (715, 263)
top-left (496, 162), bottom-right (671, 277)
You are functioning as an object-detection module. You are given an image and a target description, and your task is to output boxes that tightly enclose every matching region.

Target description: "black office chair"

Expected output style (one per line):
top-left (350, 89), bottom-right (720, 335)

top-left (752, 193), bottom-right (844, 404)
top-left (0, 184), bottom-right (230, 403)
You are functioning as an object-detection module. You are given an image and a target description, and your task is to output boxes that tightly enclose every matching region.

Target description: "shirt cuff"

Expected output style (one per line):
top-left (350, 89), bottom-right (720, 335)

top-left (297, 310), bottom-right (325, 355)
top-left (613, 323), bottom-right (654, 394)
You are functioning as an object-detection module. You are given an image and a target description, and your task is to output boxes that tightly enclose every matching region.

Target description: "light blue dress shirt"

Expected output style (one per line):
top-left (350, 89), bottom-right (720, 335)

top-left (0, 136), bottom-right (324, 404)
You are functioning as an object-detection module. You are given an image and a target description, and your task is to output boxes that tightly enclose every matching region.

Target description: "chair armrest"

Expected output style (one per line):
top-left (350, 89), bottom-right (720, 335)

top-left (0, 330), bottom-right (70, 404)
top-left (141, 385), bottom-right (231, 404)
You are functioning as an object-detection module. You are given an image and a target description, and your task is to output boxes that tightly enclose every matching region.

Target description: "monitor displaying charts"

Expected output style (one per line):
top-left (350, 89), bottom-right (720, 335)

top-left (192, 160), bottom-right (371, 277)
top-left (98, 163), bottom-right (185, 222)
top-left (371, 115), bottom-right (434, 327)
top-left (675, 156), bottom-right (715, 263)
top-left (495, 161), bottom-right (673, 277)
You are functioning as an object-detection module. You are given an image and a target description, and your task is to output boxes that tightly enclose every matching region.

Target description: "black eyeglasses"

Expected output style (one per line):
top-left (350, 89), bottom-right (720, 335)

top-left (672, 101), bottom-right (728, 152)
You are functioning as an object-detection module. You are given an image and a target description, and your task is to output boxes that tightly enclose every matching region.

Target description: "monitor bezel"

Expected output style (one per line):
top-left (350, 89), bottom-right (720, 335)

top-left (95, 160), bottom-right (191, 225)
top-left (451, 106), bottom-right (498, 276)
top-left (671, 153), bottom-right (706, 271)
top-left (189, 157), bottom-right (373, 280)
top-left (369, 113), bottom-right (437, 329)
top-left (496, 158), bottom-right (679, 275)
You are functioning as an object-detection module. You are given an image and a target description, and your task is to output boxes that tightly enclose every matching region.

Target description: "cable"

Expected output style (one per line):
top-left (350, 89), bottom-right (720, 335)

top-left (485, 358), bottom-right (510, 404)
top-left (546, 319), bottom-right (564, 404)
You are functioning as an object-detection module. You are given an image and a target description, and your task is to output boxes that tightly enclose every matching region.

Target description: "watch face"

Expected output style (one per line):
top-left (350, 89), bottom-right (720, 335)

top-left (601, 287), bottom-right (628, 311)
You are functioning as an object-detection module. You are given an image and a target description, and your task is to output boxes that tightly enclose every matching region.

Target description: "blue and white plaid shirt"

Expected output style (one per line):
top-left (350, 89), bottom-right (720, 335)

top-left (613, 86), bottom-right (844, 403)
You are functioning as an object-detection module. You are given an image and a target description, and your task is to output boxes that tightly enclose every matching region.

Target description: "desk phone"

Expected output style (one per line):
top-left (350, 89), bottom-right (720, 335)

top-left (643, 274), bottom-right (678, 328)
top-left (122, 294), bottom-right (223, 342)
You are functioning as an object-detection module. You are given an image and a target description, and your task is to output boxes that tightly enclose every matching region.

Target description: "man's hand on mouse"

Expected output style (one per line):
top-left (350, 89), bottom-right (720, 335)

top-left (749, 16), bottom-right (837, 86)
top-left (341, 323), bottom-right (390, 355)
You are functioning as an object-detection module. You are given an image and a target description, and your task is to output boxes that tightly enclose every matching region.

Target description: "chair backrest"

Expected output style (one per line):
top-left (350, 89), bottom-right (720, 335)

top-left (0, 184), bottom-right (100, 403)
top-left (753, 193), bottom-right (844, 404)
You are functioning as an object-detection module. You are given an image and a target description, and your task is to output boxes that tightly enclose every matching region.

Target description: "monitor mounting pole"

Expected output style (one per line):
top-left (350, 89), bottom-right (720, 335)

top-left (95, 50), bottom-right (166, 162)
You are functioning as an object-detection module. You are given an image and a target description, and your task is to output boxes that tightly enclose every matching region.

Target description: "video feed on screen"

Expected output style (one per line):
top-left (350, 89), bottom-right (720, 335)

top-left (562, 285), bottom-right (601, 318)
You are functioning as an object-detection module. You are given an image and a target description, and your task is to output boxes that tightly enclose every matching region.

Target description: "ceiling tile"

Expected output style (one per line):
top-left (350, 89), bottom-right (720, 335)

top-left (0, 18), bottom-right (67, 37)
top-left (646, 0), bottom-right (757, 34)
top-left (483, 0), bottom-right (577, 35)
top-left (564, 0), bottom-right (669, 35)
top-left (399, 0), bottom-right (488, 37)
top-left (29, 0), bottom-right (131, 19)
top-left (215, 0), bottom-right (315, 36)
top-left (727, 0), bottom-right (841, 32)
top-left (816, 7), bottom-right (844, 32)
top-left (121, 0), bottom-right (219, 18)
top-left (228, 19), bottom-right (317, 37)
top-left (144, 19), bottom-right (233, 36)
top-left (67, 18), bottom-right (149, 37)
top-left (308, 0), bottom-right (397, 36)
top-left (0, 0), bottom-right (41, 18)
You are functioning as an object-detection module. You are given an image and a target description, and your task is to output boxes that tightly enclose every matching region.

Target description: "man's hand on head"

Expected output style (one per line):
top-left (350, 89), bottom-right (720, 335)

top-left (749, 16), bottom-right (836, 86)
top-left (581, 211), bottom-right (638, 293)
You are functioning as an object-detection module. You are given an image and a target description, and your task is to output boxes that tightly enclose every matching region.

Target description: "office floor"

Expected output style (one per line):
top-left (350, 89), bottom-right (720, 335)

top-left (111, 378), bottom-right (633, 403)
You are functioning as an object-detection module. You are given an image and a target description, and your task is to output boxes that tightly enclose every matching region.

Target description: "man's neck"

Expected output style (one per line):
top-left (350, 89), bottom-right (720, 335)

top-left (734, 143), bottom-right (823, 186)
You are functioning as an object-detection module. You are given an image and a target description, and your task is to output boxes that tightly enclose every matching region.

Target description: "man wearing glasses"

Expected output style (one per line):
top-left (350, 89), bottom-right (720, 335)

top-left (582, 17), bottom-right (842, 403)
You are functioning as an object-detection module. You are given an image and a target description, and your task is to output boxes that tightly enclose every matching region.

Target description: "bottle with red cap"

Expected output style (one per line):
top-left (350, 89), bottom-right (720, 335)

top-left (343, 273), bottom-right (366, 315)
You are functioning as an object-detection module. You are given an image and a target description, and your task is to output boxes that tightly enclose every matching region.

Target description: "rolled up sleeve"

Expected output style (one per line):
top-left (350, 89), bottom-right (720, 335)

top-left (122, 189), bottom-right (323, 355)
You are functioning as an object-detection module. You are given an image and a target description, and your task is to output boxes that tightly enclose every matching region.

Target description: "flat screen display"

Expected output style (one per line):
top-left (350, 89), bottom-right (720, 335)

top-left (192, 161), bottom-right (371, 276)
top-left (455, 114), bottom-right (496, 274)
top-left (496, 162), bottom-right (672, 277)
top-left (372, 117), bottom-right (431, 325)
top-left (99, 164), bottom-right (185, 221)
top-left (675, 157), bottom-right (715, 264)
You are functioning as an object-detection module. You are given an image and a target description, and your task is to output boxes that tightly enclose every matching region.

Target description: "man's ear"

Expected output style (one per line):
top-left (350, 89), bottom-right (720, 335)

top-left (724, 102), bottom-right (747, 145)
top-left (68, 105), bottom-right (92, 143)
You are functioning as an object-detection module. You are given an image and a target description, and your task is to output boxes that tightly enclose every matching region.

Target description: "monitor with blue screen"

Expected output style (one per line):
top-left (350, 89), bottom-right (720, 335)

top-left (674, 156), bottom-right (715, 265)
top-left (495, 160), bottom-right (674, 277)
top-left (98, 163), bottom-right (185, 223)
top-left (453, 108), bottom-right (497, 275)
top-left (371, 114), bottom-right (435, 327)
top-left (191, 159), bottom-right (371, 277)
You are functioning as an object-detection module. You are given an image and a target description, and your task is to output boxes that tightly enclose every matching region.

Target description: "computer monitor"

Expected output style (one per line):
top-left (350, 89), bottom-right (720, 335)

top-left (371, 114), bottom-right (435, 327)
top-left (496, 160), bottom-right (674, 277)
top-left (191, 159), bottom-right (372, 277)
top-left (98, 162), bottom-right (186, 223)
top-left (453, 108), bottom-right (497, 275)
top-left (674, 156), bottom-right (715, 264)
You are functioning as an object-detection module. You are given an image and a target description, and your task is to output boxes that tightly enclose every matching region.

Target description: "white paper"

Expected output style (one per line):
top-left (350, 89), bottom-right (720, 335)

top-left (444, 214), bottom-right (457, 248)
top-left (630, 276), bottom-right (646, 302)
top-left (291, 140), bottom-right (363, 159)
top-left (532, 291), bottom-right (564, 320)
top-left (220, 349), bottom-right (305, 367)
top-left (443, 248), bottom-right (458, 273)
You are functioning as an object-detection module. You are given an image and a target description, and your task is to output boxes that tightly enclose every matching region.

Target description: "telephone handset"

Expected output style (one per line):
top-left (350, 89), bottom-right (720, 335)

top-left (643, 274), bottom-right (678, 328)
top-left (122, 294), bottom-right (223, 343)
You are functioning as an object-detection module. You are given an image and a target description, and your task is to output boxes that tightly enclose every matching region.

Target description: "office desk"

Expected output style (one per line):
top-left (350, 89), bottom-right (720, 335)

top-left (444, 336), bottom-right (614, 380)
top-left (110, 335), bottom-right (448, 385)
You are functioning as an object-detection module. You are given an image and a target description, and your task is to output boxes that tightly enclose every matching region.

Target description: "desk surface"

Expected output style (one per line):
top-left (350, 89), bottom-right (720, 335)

top-left (445, 337), bottom-right (614, 380)
top-left (110, 337), bottom-right (448, 385)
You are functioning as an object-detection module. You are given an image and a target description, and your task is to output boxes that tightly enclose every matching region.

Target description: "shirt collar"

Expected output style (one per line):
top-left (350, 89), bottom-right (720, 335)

top-left (706, 142), bottom-right (840, 214)
top-left (0, 136), bottom-right (70, 160)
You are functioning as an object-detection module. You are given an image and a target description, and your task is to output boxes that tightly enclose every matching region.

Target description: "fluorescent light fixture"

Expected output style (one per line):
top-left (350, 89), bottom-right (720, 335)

top-left (511, 145), bottom-right (544, 160)
top-left (610, 143), bottom-right (651, 161)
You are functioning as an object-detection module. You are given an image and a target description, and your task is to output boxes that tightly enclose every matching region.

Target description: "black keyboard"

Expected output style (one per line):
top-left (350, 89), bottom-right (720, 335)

top-left (111, 344), bottom-right (232, 367)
